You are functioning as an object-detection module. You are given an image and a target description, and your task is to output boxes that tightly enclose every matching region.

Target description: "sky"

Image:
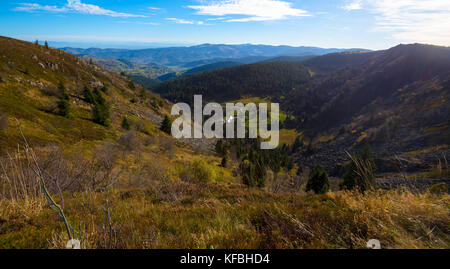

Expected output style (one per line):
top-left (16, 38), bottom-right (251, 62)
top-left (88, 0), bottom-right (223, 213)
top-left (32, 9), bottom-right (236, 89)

top-left (0, 0), bottom-right (449, 50)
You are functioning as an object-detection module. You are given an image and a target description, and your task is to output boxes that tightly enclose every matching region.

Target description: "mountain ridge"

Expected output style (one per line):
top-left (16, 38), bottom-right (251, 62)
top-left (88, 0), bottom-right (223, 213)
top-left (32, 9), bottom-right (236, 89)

top-left (61, 43), bottom-right (369, 66)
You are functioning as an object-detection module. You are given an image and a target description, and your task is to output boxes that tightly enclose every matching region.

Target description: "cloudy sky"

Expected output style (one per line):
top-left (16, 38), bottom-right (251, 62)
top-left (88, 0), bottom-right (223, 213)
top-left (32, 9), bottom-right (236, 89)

top-left (0, 0), bottom-right (449, 49)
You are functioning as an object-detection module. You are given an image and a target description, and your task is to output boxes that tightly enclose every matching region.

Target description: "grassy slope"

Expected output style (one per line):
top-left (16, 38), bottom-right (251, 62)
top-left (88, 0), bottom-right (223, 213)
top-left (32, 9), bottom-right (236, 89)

top-left (0, 36), bottom-right (167, 150)
top-left (1, 185), bottom-right (448, 249)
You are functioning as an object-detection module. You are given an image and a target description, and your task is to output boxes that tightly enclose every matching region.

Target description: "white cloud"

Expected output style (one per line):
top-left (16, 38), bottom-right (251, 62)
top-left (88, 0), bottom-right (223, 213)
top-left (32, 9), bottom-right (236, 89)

top-left (342, 0), bottom-right (450, 46)
top-left (166, 18), bottom-right (195, 24)
top-left (206, 17), bottom-right (230, 21)
top-left (188, 0), bottom-right (309, 22)
top-left (15, 3), bottom-right (69, 13)
top-left (342, 0), bottom-right (363, 11)
top-left (165, 18), bottom-right (208, 25)
top-left (15, 0), bottom-right (146, 18)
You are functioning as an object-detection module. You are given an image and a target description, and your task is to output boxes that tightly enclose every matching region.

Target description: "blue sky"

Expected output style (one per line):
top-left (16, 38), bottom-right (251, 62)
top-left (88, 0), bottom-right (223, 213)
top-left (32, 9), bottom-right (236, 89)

top-left (0, 0), bottom-right (449, 50)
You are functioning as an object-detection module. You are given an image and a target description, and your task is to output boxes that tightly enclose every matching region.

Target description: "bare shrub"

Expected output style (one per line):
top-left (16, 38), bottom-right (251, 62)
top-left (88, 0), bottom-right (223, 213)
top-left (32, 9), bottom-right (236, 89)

top-left (266, 170), bottom-right (306, 194)
top-left (0, 150), bottom-right (41, 202)
top-left (159, 137), bottom-right (175, 158)
top-left (142, 135), bottom-right (157, 147)
top-left (118, 131), bottom-right (142, 152)
top-left (133, 120), bottom-right (151, 135)
top-left (35, 145), bottom-right (90, 194)
top-left (2, 126), bottom-right (78, 241)
top-left (41, 85), bottom-right (61, 97)
top-left (128, 158), bottom-right (171, 188)
top-left (84, 142), bottom-right (122, 192)
top-left (144, 180), bottom-right (193, 203)
top-left (1, 144), bottom-right (89, 201)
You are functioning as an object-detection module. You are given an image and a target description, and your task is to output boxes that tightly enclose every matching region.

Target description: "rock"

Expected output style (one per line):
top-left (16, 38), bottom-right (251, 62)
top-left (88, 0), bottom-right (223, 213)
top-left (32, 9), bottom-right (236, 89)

top-left (89, 81), bottom-right (104, 88)
top-left (376, 178), bottom-right (450, 192)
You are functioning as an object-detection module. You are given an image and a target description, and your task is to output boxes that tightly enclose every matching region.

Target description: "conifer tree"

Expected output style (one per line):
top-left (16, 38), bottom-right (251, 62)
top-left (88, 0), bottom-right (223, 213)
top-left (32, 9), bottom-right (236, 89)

top-left (121, 117), bottom-right (131, 130)
top-left (160, 115), bottom-right (172, 134)
top-left (92, 88), bottom-right (110, 127)
top-left (306, 166), bottom-right (330, 194)
top-left (83, 86), bottom-right (95, 104)
top-left (57, 82), bottom-right (73, 119)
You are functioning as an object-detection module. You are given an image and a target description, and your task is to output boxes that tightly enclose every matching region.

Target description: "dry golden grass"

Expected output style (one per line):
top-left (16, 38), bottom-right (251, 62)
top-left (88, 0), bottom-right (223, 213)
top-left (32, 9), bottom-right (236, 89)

top-left (1, 180), bottom-right (448, 249)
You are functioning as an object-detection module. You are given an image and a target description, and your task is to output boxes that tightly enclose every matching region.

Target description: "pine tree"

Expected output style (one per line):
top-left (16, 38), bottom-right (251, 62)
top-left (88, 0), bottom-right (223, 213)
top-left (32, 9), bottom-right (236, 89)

top-left (121, 117), bottom-right (131, 130)
top-left (306, 166), bottom-right (330, 194)
top-left (57, 82), bottom-right (73, 119)
top-left (44, 41), bottom-right (49, 49)
top-left (160, 115), bottom-right (172, 134)
top-left (92, 89), bottom-right (110, 127)
top-left (58, 98), bottom-right (72, 119)
top-left (83, 86), bottom-right (95, 104)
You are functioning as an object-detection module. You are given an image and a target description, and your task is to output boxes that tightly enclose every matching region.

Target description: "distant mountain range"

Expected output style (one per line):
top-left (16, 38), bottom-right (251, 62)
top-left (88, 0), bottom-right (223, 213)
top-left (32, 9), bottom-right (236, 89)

top-left (61, 44), bottom-right (368, 67)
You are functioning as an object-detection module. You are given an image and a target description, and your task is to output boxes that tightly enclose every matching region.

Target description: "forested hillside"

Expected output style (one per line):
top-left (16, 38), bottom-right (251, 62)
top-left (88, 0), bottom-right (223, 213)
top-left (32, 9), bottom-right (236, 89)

top-left (152, 62), bottom-right (312, 103)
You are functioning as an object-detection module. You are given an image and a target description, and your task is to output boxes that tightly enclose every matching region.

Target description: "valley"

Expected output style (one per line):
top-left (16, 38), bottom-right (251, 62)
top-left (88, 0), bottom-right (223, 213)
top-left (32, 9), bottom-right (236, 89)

top-left (0, 36), bottom-right (448, 249)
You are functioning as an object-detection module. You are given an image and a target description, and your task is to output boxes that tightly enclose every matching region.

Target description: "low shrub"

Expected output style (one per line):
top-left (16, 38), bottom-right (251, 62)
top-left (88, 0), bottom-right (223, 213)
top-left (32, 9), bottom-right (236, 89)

top-left (428, 182), bottom-right (449, 195)
top-left (179, 160), bottom-right (217, 183)
top-left (118, 131), bottom-right (142, 152)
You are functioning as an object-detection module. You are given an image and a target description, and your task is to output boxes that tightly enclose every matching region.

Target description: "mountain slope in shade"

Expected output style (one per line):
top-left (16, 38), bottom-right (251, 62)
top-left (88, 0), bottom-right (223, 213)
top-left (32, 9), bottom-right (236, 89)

top-left (303, 51), bottom-right (376, 73)
top-left (280, 44), bottom-right (450, 174)
top-left (183, 61), bottom-right (243, 76)
top-left (62, 44), bottom-right (367, 66)
top-left (264, 55), bottom-right (316, 63)
top-left (304, 44), bottom-right (450, 129)
top-left (152, 61), bottom-right (312, 103)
